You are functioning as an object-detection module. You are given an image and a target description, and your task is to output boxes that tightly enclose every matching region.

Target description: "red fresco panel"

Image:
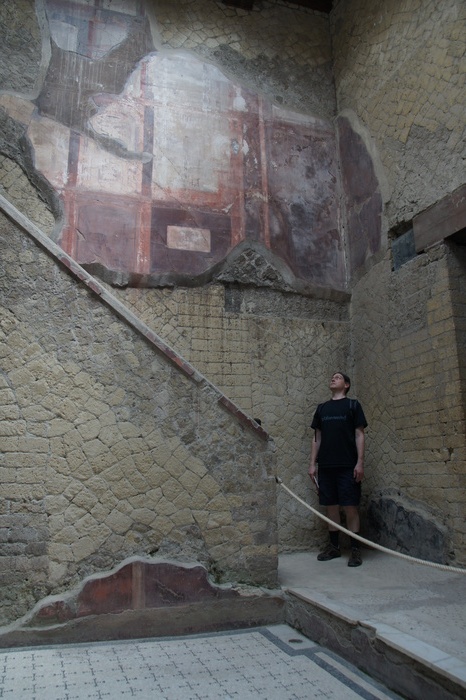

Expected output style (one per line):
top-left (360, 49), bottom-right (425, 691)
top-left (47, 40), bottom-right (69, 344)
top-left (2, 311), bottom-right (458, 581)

top-left (25, 4), bottom-right (349, 290)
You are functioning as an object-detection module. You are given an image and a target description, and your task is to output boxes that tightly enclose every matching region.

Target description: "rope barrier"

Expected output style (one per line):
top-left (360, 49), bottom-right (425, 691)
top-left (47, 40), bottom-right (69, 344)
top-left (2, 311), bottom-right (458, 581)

top-left (276, 477), bottom-right (466, 575)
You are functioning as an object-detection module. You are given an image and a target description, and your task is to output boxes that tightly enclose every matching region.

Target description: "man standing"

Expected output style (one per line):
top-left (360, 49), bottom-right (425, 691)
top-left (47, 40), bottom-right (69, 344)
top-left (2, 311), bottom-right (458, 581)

top-left (309, 372), bottom-right (367, 567)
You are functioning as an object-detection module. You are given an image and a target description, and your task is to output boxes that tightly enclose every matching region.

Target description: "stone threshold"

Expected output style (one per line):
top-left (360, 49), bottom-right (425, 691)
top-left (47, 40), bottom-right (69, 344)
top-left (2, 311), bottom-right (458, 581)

top-left (284, 587), bottom-right (466, 700)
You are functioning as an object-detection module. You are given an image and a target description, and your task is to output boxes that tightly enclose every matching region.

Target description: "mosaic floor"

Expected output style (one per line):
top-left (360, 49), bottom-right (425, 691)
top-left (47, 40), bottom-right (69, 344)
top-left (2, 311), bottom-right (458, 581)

top-left (0, 624), bottom-right (401, 700)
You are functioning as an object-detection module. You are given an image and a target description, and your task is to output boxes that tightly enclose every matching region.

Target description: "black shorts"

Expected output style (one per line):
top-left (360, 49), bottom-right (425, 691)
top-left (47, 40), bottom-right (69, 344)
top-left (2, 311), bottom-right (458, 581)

top-left (318, 467), bottom-right (361, 507)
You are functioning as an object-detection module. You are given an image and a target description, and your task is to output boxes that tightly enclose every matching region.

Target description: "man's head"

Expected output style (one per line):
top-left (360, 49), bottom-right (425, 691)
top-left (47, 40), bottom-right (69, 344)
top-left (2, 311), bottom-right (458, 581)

top-left (330, 371), bottom-right (351, 395)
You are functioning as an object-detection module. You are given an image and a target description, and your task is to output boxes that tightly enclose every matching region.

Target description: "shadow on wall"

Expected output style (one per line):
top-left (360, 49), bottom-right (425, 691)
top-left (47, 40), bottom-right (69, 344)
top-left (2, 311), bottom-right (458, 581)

top-left (337, 115), bottom-right (383, 277)
top-left (365, 492), bottom-right (452, 565)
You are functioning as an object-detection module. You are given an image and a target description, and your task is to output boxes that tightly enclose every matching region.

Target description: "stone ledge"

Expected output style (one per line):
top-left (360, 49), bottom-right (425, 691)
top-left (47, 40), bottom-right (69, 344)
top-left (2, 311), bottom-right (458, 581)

top-left (284, 590), bottom-right (465, 700)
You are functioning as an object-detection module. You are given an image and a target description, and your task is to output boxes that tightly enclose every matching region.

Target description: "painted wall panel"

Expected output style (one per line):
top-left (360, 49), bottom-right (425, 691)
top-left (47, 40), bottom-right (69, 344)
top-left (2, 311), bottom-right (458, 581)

top-left (20, 1), bottom-right (347, 290)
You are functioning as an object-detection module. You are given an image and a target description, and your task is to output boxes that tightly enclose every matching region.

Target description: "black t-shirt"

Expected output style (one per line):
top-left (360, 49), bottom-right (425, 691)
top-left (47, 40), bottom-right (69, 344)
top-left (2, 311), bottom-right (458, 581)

top-left (311, 397), bottom-right (367, 468)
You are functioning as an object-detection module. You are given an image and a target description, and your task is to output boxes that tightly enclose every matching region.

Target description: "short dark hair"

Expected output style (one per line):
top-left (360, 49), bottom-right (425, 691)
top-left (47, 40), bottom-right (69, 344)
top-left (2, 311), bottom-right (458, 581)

top-left (337, 371), bottom-right (351, 394)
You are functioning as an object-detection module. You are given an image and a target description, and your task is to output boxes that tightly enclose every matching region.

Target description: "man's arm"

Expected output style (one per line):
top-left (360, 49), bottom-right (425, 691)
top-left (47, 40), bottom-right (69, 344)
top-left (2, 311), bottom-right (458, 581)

top-left (309, 429), bottom-right (321, 479)
top-left (354, 426), bottom-right (365, 482)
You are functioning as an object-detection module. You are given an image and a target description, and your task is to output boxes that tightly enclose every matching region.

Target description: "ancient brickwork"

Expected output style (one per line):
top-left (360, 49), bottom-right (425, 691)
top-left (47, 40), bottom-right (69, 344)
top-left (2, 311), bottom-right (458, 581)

top-left (112, 284), bottom-right (350, 550)
top-left (351, 243), bottom-right (466, 562)
top-left (452, 245), bottom-right (466, 431)
top-left (0, 212), bottom-right (278, 625)
top-left (347, 252), bottom-right (400, 501)
top-left (443, 244), bottom-right (466, 553)
top-left (331, 0), bottom-right (466, 228)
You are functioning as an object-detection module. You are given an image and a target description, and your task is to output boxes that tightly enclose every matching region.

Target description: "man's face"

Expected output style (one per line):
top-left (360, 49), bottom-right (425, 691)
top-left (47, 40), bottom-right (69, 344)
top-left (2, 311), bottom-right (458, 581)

top-left (330, 373), bottom-right (349, 393)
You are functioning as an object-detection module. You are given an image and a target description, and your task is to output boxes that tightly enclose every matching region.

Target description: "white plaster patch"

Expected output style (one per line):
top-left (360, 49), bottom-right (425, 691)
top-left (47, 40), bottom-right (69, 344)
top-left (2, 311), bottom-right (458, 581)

top-left (49, 20), bottom-right (79, 52)
top-left (90, 98), bottom-right (145, 153)
top-left (167, 226), bottom-right (211, 252)
top-left (28, 117), bottom-right (71, 190)
top-left (49, 3), bottom-right (131, 59)
top-left (88, 22), bottom-right (129, 59)
top-left (77, 136), bottom-right (142, 194)
top-left (98, 0), bottom-right (139, 14)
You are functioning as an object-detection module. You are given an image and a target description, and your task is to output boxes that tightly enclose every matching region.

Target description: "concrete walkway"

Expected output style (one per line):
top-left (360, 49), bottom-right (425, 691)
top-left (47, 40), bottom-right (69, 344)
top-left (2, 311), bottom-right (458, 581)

top-left (279, 549), bottom-right (466, 696)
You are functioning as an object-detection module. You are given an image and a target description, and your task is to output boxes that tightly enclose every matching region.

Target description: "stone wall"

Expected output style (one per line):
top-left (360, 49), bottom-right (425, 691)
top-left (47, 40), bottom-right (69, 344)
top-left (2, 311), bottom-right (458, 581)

top-left (150, 0), bottom-right (335, 119)
top-left (0, 0), bottom-right (465, 584)
top-left (110, 284), bottom-right (350, 551)
top-left (0, 0), bottom-right (44, 96)
top-left (452, 245), bottom-right (466, 446)
top-left (0, 210), bottom-right (278, 625)
top-left (332, 0), bottom-right (466, 563)
top-left (0, 154), bottom-right (55, 236)
top-left (0, 0), bottom-right (352, 609)
top-left (351, 242), bottom-right (466, 562)
top-left (331, 0), bottom-right (466, 230)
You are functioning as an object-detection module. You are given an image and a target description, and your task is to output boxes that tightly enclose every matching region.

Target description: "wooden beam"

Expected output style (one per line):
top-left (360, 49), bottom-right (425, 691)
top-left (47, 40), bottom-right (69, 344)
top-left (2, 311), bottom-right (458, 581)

top-left (413, 184), bottom-right (466, 252)
top-left (221, 0), bottom-right (254, 9)
top-left (220, 0), bottom-right (333, 12)
top-left (291, 0), bottom-right (333, 12)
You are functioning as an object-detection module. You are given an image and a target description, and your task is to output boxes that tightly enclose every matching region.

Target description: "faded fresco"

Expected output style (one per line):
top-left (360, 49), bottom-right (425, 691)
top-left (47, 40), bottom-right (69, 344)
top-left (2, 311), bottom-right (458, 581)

top-left (2, 0), bottom-right (348, 290)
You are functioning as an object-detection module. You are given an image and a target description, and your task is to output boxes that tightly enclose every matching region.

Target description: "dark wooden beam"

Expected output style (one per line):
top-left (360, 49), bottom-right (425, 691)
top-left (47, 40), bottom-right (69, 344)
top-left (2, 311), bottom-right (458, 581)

top-left (221, 0), bottom-right (254, 9)
top-left (220, 0), bottom-right (333, 13)
top-left (413, 184), bottom-right (466, 252)
top-left (290, 0), bottom-right (333, 12)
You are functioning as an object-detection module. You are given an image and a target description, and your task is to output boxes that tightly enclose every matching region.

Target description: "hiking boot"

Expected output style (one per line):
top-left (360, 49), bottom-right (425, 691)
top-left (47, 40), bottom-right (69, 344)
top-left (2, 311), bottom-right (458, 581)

top-left (348, 548), bottom-right (362, 567)
top-left (317, 544), bottom-right (341, 561)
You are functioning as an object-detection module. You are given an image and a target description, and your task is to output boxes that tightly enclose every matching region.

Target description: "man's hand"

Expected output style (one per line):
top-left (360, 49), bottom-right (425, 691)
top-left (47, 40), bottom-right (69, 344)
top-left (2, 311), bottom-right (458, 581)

top-left (354, 427), bottom-right (365, 482)
top-left (308, 464), bottom-right (319, 492)
top-left (353, 462), bottom-right (364, 482)
top-left (309, 431), bottom-right (320, 492)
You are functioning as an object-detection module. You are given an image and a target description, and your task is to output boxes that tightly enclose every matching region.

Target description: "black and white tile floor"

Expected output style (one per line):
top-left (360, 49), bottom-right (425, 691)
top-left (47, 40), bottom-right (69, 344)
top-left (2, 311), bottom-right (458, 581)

top-left (0, 624), bottom-right (401, 700)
